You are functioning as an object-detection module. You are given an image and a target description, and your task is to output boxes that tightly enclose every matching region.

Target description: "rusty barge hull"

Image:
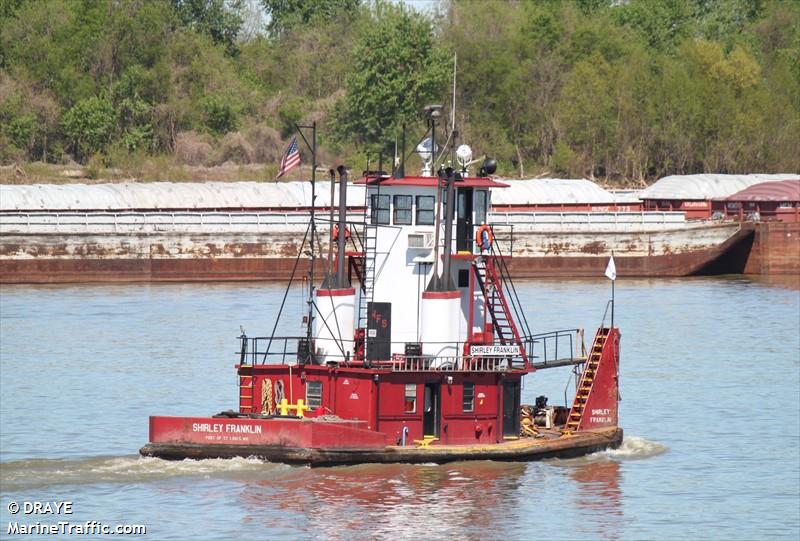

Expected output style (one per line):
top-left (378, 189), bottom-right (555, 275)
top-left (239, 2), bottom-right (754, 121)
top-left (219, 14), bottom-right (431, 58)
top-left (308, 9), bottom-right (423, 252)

top-left (0, 246), bottom-right (750, 283)
top-left (140, 427), bottom-right (623, 467)
top-left (1, 219), bottom-right (787, 283)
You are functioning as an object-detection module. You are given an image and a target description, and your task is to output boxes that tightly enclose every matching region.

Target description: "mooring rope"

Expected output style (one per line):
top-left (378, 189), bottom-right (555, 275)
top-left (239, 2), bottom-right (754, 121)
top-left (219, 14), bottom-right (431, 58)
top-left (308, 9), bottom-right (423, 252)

top-left (274, 380), bottom-right (285, 412)
top-left (261, 378), bottom-right (274, 415)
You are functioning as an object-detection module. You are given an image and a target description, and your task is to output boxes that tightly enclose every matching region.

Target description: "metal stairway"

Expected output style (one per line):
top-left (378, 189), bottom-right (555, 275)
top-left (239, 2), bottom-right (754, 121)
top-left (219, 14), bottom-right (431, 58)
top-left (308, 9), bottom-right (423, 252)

top-left (564, 328), bottom-right (610, 432)
top-left (473, 254), bottom-right (529, 368)
top-left (357, 223), bottom-right (377, 328)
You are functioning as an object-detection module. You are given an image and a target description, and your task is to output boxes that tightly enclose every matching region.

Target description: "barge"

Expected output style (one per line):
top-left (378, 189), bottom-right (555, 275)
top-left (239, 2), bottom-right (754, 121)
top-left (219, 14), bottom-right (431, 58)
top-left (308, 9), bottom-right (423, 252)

top-left (140, 115), bottom-right (623, 465)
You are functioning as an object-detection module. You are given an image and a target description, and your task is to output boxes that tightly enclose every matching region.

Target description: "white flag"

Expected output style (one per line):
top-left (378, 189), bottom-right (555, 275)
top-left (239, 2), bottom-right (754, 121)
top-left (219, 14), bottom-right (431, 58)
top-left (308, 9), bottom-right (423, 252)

top-left (604, 256), bottom-right (617, 281)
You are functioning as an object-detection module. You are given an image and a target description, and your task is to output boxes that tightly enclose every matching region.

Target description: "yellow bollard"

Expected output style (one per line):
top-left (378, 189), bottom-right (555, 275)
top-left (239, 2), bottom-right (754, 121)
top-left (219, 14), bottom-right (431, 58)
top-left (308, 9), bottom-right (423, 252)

top-left (278, 398), bottom-right (310, 417)
top-left (295, 399), bottom-right (310, 418)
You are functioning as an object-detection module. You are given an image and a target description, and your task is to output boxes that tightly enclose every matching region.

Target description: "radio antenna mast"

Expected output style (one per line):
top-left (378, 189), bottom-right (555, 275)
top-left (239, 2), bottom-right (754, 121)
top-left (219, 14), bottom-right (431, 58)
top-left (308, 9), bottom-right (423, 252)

top-left (451, 52), bottom-right (457, 134)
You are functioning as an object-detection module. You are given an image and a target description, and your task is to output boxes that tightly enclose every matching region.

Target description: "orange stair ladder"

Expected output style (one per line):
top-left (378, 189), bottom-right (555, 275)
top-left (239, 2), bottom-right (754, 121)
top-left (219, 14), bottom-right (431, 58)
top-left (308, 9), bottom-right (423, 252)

top-left (564, 328), bottom-right (610, 432)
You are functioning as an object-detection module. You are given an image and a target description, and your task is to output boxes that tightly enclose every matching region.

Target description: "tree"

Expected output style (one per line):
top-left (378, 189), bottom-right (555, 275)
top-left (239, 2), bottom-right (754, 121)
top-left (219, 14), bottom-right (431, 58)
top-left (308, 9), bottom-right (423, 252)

top-left (261, 0), bottom-right (361, 38)
top-left (173, 0), bottom-right (245, 54)
top-left (333, 2), bottom-right (448, 154)
top-left (557, 56), bottom-right (617, 178)
top-left (61, 95), bottom-right (117, 160)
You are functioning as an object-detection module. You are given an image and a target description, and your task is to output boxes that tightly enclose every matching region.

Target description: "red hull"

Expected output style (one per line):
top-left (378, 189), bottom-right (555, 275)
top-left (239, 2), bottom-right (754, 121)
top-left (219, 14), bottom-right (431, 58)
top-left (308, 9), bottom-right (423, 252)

top-left (148, 415), bottom-right (388, 450)
top-left (141, 418), bottom-right (622, 466)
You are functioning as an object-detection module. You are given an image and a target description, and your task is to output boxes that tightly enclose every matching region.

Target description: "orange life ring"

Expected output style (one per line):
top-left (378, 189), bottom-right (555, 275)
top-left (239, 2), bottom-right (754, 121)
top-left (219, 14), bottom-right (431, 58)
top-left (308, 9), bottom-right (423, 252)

top-left (332, 224), bottom-right (350, 241)
top-left (475, 224), bottom-right (493, 247)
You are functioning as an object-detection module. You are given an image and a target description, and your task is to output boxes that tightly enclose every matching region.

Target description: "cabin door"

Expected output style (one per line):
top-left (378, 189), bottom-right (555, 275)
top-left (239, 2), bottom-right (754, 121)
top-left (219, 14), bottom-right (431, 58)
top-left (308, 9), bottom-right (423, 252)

top-left (423, 383), bottom-right (441, 437)
top-left (456, 188), bottom-right (474, 253)
top-left (502, 380), bottom-right (521, 438)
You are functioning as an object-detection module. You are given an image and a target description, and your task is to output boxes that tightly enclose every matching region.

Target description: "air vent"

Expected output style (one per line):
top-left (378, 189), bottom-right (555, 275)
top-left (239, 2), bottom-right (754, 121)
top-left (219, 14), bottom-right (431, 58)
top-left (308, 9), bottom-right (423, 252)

top-left (408, 232), bottom-right (432, 249)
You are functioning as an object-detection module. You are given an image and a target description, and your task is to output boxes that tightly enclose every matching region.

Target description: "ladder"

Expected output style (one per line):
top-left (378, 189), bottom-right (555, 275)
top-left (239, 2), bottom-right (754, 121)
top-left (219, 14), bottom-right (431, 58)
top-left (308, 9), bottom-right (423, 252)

top-left (473, 256), bottom-right (529, 368)
top-left (238, 372), bottom-right (254, 413)
top-left (357, 223), bottom-right (377, 328)
top-left (565, 328), bottom-right (610, 432)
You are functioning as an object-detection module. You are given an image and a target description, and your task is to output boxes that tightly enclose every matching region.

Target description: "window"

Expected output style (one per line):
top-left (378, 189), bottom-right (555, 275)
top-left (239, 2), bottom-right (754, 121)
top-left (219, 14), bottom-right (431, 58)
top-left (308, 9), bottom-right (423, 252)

top-left (394, 195), bottom-right (412, 225)
top-left (404, 383), bottom-right (417, 413)
top-left (306, 381), bottom-right (322, 409)
top-left (371, 194), bottom-right (390, 225)
top-left (458, 269), bottom-right (469, 288)
top-left (416, 196), bottom-right (435, 225)
top-left (475, 191), bottom-right (488, 224)
top-left (462, 382), bottom-right (475, 412)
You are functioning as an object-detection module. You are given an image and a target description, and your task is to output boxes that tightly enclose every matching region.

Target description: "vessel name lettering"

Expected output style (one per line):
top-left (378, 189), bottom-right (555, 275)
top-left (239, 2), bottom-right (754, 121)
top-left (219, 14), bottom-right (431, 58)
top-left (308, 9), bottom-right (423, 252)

top-left (589, 408), bottom-right (612, 423)
top-left (470, 345), bottom-right (521, 356)
top-left (192, 422), bottom-right (262, 434)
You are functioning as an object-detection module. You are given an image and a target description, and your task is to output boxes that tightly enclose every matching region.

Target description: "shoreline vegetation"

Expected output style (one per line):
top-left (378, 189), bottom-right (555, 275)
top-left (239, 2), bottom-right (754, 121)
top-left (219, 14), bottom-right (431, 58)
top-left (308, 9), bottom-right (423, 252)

top-left (1, 0), bottom-right (798, 185)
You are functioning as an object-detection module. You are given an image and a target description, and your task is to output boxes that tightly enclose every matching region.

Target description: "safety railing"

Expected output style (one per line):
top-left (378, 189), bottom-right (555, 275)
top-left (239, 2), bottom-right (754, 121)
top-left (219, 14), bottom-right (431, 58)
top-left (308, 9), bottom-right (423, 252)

top-left (237, 330), bottom-right (585, 371)
top-left (377, 355), bottom-right (510, 372)
top-left (523, 328), bottom-right (587, 368)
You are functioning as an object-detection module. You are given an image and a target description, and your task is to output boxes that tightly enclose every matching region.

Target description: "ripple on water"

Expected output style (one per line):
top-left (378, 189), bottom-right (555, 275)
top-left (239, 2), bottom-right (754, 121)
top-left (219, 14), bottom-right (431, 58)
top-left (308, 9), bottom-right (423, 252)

top-left (0, 455), bottom-right (287, 492)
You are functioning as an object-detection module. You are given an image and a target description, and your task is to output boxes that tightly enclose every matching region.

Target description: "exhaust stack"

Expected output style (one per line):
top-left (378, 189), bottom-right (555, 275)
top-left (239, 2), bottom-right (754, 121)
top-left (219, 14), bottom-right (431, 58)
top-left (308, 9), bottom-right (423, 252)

top-left (335, 165), bottom-right (349, 289)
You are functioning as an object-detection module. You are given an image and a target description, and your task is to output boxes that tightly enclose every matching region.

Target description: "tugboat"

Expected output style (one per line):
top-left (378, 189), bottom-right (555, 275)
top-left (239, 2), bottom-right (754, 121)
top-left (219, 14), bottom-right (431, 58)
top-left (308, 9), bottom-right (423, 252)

top-left (140, 109), bottom-right (623, 465)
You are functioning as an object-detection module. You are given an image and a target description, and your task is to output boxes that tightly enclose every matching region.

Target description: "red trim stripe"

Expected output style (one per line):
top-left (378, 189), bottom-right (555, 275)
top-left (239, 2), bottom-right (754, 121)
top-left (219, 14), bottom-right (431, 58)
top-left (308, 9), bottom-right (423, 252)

top-left (421, 290), bottom-right (461, 299)
top-left (317, 288), bottom-right (356, 297)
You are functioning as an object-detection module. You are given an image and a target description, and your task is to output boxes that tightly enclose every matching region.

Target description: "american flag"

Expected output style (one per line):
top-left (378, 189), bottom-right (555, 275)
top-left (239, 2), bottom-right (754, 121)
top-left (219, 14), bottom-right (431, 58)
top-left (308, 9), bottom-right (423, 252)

top-left (277, 136), bottom-right (300, 179)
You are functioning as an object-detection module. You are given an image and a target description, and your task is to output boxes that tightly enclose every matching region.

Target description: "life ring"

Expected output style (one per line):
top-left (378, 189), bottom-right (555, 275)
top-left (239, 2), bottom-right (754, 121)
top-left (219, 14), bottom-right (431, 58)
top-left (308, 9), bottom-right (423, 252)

top-left (332, 224), bottom-right (350, 241)
top-left (475, 224), bottom-right (493, 248)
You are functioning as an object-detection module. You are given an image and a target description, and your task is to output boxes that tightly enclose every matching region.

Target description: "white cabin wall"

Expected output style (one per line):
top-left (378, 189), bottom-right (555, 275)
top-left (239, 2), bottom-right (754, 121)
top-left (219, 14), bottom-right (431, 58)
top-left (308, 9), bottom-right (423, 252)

top-left (366, 184), bottom-right (492, 354)
top-left (369, 186), bottom-right (438, 354)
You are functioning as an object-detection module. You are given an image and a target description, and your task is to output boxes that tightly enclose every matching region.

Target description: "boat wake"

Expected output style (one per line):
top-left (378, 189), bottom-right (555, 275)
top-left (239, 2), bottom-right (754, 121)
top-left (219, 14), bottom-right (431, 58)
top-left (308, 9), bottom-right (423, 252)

top-left (596, 435), bottom-right (668, 460)
top-left (0, 455), bottom-right (285, 492)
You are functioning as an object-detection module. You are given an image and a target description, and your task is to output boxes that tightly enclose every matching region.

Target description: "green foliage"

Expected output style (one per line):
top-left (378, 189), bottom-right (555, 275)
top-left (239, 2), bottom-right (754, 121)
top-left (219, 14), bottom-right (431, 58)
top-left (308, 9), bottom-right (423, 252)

top-left (0, 0), bottom-right (798, 178)
top-left (333, 1), bottom-right (448, 154)
top-left (262, 0), bottom-right (361, 37)
top-left (202, 94), bottom-right (240, 135)
top-left (173, 0), bottom-right (245, 54)
top-left (61, 95), bottom-right (117, 160)
top-left (276, 96), bottom-right (308, 138)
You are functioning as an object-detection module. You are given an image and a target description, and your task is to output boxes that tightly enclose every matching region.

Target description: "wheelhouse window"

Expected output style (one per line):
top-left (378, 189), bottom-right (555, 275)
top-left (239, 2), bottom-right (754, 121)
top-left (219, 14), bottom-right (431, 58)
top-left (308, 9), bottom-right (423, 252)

top-left (416, 196), bottom-right (435, 225)
top-left (306, 381), bottom-right (323, 409)
top-left (393, 195), bottom-right (412, 225)
top-left (404, 383), bottom-right (417, 413)
top-left (457, 191), bottom-right (467, 220)
top-left (371, 194), bottom-right (390, 225)
top-left (462, 382), bottom-right (475, 412)
top-left (475, 191), bottom-right (488, 224)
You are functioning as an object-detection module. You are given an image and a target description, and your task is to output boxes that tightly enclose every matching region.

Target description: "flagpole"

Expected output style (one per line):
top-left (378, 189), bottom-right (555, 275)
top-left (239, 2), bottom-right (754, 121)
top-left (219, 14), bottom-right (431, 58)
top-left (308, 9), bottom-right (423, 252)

top-left (611, 250), bottom-right (615, 329)
top-left (294, 122), bottom-right (317, 354)
top-left (309, 121), bottom-right (317, 345)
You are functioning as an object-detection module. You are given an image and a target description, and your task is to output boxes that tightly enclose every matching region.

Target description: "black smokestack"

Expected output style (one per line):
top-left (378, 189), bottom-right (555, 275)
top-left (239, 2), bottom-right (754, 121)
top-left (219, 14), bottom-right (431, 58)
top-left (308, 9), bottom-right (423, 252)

top-left (335, 165), bottom-right (348, 288)
top-left (440, 167), bottom-right (456, 290)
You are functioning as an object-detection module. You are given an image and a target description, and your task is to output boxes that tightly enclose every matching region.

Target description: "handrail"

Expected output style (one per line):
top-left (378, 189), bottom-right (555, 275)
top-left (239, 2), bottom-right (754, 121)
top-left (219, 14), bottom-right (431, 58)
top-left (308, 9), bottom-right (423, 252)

top-left (600, 299), bottom-right (614, 329)
top-left (488, 236), bottom-right (531, 339)
top-left (238, 329), bottom-right (586, 369)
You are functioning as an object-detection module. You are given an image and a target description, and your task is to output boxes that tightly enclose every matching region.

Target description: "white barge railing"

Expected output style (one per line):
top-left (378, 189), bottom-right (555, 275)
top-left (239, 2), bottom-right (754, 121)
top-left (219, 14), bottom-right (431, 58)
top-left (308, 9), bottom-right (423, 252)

top-left (1, 210), bottom-right (692, 234)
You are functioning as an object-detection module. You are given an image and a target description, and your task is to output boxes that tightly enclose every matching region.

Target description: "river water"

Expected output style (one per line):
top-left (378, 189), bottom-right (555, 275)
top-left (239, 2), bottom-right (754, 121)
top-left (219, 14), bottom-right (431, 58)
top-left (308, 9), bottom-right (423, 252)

top-left (1, 277), bottom-right (798, 540)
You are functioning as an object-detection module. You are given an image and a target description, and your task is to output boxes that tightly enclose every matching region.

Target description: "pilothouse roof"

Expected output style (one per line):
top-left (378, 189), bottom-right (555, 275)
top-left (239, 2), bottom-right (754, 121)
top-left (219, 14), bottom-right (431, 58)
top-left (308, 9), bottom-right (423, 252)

top-left (355, 174), bottom-right (508, 189)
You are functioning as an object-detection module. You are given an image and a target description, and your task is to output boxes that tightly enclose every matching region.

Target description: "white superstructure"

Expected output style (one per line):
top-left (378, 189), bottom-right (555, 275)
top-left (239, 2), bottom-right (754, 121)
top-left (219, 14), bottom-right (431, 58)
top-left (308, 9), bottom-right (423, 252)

top-left (360, 175), bottom-right (502, 356)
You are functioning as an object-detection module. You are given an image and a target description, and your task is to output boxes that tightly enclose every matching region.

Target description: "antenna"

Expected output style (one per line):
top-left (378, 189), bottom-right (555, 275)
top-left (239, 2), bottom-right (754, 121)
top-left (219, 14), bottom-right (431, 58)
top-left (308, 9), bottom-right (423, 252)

top-left (451, 52), bottom-right (457, 134)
